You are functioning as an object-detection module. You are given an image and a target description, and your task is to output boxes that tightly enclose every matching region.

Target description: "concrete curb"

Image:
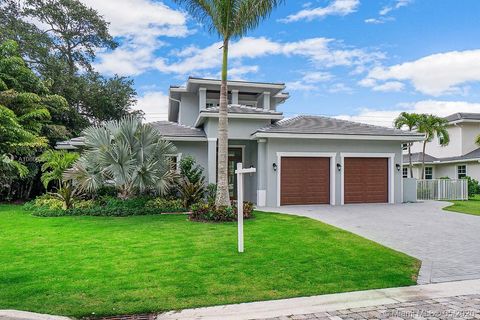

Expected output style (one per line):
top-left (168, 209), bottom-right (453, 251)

top-left (156, 279), bottom-right (480, 320)
top-left (0, 310), bottom-right (71, 320)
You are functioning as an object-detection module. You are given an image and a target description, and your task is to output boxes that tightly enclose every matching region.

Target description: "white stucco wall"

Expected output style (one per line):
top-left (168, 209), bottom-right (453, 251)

top-left (179, 93), bottom-right (200, 127)
top-left (411, 125), bottom-right (462, 158)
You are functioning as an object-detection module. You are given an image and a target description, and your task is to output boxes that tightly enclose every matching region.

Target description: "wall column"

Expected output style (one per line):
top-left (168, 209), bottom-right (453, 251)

top-left (257, 138), bottom-right (267, 206)
top-left (231, 89), bottom-right (239, 105)
top-left (207, 138), bottom-right (217, 184)
top-left (263, 91), bottom-right (271, 110)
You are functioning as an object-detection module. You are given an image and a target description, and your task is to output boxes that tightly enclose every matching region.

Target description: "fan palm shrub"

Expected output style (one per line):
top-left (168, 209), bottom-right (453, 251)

top-left (64, 117), bottom-right (178, 199)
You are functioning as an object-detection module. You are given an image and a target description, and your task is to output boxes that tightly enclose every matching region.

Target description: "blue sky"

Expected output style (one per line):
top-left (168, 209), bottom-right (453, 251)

top-left (81, 0), bottom-right (480, 126)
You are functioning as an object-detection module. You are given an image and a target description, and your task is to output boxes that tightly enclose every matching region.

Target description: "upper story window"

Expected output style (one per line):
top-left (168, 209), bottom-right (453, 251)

top-left (402, 143), bottom-right (408, 151)
top-left (438, 133), bottom-right (446, 145)
top-left (402, 167), bottom-right (408, 178)
top-left (457, 165), bottom-right (467, 179)
top-left (425, 167), bottom-right (433, 180)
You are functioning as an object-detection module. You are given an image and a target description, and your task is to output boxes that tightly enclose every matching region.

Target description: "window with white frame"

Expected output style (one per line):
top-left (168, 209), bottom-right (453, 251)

top-left (457, 165), bottom-right (467, 179)
top-left (402, 143), bottom-right (408, 151)
top-left (425, 167), bottom-right (433, 180)
top-left (166, 153), bottom-right (182, 172)
top-left (402, 167), bottom-right (408, 178)
top-left (438, 133), bottom-right (446, 145)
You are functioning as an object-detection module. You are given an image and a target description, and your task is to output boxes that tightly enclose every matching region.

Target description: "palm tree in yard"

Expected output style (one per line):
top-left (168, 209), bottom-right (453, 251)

top-left (394, 112), bottom-right (420, 178)
top-left (416, 114), bottom-right (450, 179)
top-left (174, 0), bottom-right (285, 207)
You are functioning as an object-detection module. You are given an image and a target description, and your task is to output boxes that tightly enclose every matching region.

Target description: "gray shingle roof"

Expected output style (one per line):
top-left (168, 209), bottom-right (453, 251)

top-left (403, 152), bottom-right (438, 164)
top-left (445, 113), bottom-right (480, 122)
top-left (257, 115), bottom-right (425, 137)
top-left (403, 148), bottom-right (480, 164)
top-left (201, 105), bottom-right (282, 115)
top-left (150, 121), bottom-right (206, 138)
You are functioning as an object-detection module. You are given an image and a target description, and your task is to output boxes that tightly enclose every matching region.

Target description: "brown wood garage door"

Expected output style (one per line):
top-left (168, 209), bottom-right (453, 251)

top-left (281, 157), bottom-right (330, 205)
top-left (344, 157), bottom-right (388, 204)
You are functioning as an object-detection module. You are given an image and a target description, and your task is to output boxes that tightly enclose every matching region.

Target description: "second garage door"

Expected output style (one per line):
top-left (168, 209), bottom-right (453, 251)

top-left (344, 157), bottom-right (389, 204)
top-left (281, 157), bottom-right (330, 205)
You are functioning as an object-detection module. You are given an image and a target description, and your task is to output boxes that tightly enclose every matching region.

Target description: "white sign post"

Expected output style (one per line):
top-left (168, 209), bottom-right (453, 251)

top-left (235, 162), bottom-right (256, 253)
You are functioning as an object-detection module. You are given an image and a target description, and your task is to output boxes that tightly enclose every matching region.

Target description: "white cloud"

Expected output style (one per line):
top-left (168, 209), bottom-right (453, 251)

top-left (287, 71), bottom-right (336, 91)
top-left (335, 100), bottom-right (480, 127)
top-left (79, 0), bottom-right (189, 76)
top-left (133, 91), bottom-right (169, 122)
top-left (363, 49), bottom-right (480, 96)
top-left (328, 83), bottom-right (353, 93)
top-left (155, 37), bottom-right (383, 77)
top-left (379, 0), bottom-right (412, 16)
top-left (365, 0), bottom-right (412, 25)
top-left (372, 81), bottom-right (405, 92)
top-left (281, 0), bottom-right (360, 23)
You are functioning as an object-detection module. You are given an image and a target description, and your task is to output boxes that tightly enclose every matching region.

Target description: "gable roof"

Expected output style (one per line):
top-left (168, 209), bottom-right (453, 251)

top-left (403, 152), bottom-right (439, 164)
top-left (255, 115), bottom-right (425, 139)
top-left (445, 113), bottom-right (480, 123)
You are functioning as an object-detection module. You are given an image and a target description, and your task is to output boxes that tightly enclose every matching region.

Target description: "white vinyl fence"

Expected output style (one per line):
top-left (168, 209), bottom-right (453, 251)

top-left (417, 179), bottom-right (468, 201)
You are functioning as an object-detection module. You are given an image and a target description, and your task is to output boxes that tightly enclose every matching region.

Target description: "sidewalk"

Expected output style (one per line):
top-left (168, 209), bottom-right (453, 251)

top-left (156, 279), bottom-right (480, 320)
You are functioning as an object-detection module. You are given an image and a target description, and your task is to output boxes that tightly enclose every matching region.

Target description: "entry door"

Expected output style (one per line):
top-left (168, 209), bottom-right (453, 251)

top-left (228, 147), bottom-right (243, 199)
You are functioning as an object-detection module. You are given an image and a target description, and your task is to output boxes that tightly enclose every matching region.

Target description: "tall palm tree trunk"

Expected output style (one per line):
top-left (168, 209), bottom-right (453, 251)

top-left (215, 38), bottom-right (231, 207)
top-left (408, 143), bottom-right (413, 178)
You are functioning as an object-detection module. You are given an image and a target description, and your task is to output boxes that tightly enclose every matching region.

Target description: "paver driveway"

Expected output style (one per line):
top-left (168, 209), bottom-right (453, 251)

top-left (260, 201), bottom-right (480, 284)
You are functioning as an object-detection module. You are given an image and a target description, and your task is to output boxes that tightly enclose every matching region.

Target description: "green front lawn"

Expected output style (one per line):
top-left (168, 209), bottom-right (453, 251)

top-left (0, 204), bottom-right (419, 317)
top-left (444, 195), bottom-right (480, 216)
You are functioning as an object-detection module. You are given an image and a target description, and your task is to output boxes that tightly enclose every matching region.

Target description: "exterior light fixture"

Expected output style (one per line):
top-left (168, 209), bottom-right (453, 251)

top-left (272, 163), bottom-right (277, 171)
top-left (396, 164), bottom-right (401, 171)
top-left (336, 163), bottom-right (342, 171)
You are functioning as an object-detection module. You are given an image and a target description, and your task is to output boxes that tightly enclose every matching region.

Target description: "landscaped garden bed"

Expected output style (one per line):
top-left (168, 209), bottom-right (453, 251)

top-left (0, 204), bottom-right (420, 318)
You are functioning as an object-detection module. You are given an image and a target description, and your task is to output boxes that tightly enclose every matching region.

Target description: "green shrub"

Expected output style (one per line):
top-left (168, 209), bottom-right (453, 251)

top-left (179, 155), bottom-right (204, 184)
top-left (26, 195), bottom-right (187, 217)
top-left (178, 177), bottom-right (206, 209)
top-left (146, 198), bottom-right (186, 212)
top-left (190, 201), bottom-right (254, 222)
top-left (74, 199), bottom-right (96, 209)
top-left (206, 183), bottom-right (217, 206)
top-left (24, 194), bottom-right (64, 211)
top-left (464, 176), bottom-right (480, 197)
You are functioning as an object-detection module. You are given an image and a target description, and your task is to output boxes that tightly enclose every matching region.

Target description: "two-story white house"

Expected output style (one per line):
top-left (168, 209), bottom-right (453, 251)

top-left (404, 113), bottom-right (480, 181)
top-left (58, 77), bottom-right (424, 206)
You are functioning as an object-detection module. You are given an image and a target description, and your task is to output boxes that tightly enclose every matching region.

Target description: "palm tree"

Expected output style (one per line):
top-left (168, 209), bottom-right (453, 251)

top-left (64, 117), bottom-right (178, 199)
top-left (416, 114), bottom-right (450, 179)
top-left (38, 150), bottom-right (79, 190)
top-left (394, 112), bottom-right (420, 178)
top-left (174, 0), bottom-right (285, 207)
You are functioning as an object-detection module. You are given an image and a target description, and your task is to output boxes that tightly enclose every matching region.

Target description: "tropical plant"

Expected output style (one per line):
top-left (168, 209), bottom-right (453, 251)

top-left (38, 150), bottom-right (79, 190)
top-left (174, 0), bottom-right (285, 207)
top-left (416, 114), bottom-right (450, 179)
top-left (177, 176), bottom-right (206, 209)
top-left (394, 112), bottom-right (421, 178)
top-left (179, 155), bottom-right (204, 184)
top-left (64, 117), bottom-right (178, 199)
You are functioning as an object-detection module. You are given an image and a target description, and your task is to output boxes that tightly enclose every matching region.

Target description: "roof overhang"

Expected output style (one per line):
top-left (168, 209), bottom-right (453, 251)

top-left (164, 136), bottom-right (207, 142)
top-left (448, 119), bottom-right (480, 125)
top-left (408, 158), bottom-right (480, 165)
top-left (253, 132), bottom-right (426, 141)
top-left (194, 112), bottom-right (284, 127)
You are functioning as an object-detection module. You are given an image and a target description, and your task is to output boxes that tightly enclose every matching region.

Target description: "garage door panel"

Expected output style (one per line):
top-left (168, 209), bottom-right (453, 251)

top-left (281, 157), bottom-right (330, 205)
top-left (344, 158), bottom-right (388, 204)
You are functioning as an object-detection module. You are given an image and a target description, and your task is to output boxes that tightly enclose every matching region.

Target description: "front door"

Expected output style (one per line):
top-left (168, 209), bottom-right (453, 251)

top-left (228, 147), bottom-right (243, 199)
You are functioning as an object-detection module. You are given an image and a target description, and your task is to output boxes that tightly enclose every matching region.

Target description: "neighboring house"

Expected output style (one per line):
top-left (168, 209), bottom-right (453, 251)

top-left (404, 113), bottom-right (480, 181)
top-left (58, 77), bottom-right (423, 206)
